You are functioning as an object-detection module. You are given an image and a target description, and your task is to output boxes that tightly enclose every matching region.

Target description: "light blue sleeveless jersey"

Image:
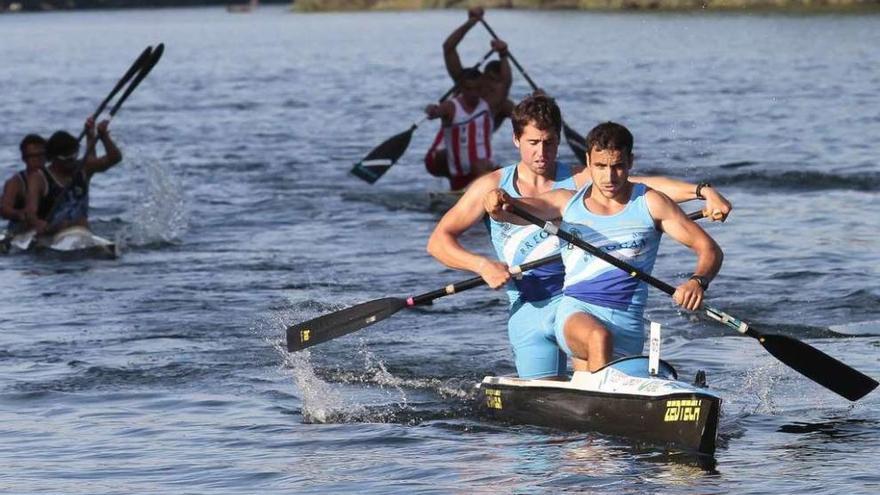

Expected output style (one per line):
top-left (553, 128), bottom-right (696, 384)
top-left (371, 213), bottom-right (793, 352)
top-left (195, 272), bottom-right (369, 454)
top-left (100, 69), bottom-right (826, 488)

top-left (485, 162), bottom-right (576, 305)
top-left (560, 183), bottom-right (661, 311)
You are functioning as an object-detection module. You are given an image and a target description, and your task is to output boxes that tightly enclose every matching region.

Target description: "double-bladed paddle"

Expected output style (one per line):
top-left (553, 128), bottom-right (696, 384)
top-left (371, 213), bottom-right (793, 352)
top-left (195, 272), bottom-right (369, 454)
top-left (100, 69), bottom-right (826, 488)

top-left (77, 44), bottom-right (165, 159)
top-left (76, 46), bottom-right (152, 142)
top-left (479, 20), bottom-right (588, 164)
top-left (286, 209), bottom-right (707, 352)
top-left (350, 49), bottom-right (496, 184)
top-left (505, 202), bottom-right (878, 401)
top-left (77, 44), bottom-right (164, 142)
top-left (108, 43), bottom-right (164, 119)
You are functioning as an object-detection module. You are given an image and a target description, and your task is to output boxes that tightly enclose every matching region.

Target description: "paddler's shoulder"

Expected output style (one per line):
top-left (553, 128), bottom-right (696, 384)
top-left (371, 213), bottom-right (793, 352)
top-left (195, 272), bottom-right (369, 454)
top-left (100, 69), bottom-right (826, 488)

top-left (447, 170), bottom-right (506, 213)
top-left (466, 168), bottom-right (506, 195)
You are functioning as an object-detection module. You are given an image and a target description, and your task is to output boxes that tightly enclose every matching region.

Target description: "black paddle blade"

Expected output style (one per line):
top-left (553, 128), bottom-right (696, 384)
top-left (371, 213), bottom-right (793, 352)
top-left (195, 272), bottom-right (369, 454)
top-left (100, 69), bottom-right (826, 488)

top-left (286, 297), bottom-right (407, 352)
top-left (563, 121), bottom-right (587, 164)
top-left (110, 42), bottom-right (165, 117)
top-left (77, 46), bottom-right (154, 142)
top-left (758, 332), bottom-right (878, 401)
top-left (350, 125), bottom-right (417, 184)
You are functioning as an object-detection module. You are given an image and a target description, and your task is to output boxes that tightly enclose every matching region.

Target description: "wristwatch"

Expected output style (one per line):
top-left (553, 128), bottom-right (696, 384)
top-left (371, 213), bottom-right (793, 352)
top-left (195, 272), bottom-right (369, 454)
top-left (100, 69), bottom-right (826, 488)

top-left (689, 275), bottom-right (710, 290)
top-left (695, 182), bottom-right (712, 200)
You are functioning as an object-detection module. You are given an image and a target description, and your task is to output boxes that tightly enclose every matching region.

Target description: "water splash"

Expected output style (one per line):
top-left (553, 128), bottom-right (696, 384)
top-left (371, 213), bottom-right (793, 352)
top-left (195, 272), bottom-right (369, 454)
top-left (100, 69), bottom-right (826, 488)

top-left (283, 350), bottom-right (366, 424)
top-left (737, 361), bottom-right (784, 415)
top-left (117, 157), bottom-right (188, 247)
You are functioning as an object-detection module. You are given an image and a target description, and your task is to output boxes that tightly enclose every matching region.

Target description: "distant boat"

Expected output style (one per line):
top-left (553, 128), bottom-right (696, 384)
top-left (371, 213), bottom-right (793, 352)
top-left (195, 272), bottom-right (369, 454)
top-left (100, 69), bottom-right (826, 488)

top-left (227, 0), bottom-right (258, 13)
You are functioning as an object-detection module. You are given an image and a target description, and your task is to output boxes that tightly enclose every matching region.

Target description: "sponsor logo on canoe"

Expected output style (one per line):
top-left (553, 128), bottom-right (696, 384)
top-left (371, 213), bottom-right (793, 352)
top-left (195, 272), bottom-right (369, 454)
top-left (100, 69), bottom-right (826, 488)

top-left (300, 329), bottom-right (310, 343)
top-left (484, 388), bottom-right (503, 410)
top-left (664, 399), bottom-right (701, 422)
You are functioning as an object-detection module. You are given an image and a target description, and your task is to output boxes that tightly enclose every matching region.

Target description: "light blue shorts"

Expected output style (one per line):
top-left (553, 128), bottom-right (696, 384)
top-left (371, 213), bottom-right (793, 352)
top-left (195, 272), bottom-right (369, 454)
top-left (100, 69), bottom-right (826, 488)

top-left (554, 295), bottom-right (645, 359)
top-left (507, 295), bottom-right (566, 379)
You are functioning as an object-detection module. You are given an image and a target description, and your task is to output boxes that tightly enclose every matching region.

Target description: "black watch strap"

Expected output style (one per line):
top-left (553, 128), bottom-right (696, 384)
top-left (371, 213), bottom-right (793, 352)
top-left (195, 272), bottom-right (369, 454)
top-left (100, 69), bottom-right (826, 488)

top-left (690, 275), bottom-right (710, 290)
top-left (695, 182), bottom-right (712, 200)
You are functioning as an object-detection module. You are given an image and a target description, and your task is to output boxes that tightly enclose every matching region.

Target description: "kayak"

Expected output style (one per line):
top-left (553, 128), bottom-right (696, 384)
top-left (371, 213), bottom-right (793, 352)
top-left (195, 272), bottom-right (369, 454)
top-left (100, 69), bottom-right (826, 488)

top-left (0, 226), bottom-right (118, 259)
top-left (477, 355), bottom-right (722, 456)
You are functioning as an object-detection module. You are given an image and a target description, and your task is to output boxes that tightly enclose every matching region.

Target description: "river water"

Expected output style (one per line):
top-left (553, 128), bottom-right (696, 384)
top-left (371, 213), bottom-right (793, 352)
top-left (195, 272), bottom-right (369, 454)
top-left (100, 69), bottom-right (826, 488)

top-left (1, 6), bottom-right (878, 494)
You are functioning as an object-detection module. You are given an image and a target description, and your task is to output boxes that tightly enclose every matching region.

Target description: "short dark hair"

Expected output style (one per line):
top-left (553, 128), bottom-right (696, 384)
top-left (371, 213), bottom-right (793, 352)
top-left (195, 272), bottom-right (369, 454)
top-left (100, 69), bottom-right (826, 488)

top-left (19, 134), bottom-right (46, 158)
top-left (458, 67), bottom-right (482, 83)
top-left (511, 94), bottom-right (561, 139)
top-left (46, 131), bottom-right (79, 160)
top-left (585, 122), bottom-right (633, 156)
top-left (484, 60), bottom-right (501, 75)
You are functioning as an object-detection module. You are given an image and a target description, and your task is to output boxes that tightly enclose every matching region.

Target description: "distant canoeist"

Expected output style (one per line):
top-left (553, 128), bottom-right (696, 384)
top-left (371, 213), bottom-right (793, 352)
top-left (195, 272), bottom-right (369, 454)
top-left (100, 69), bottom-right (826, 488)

top-left (427, 95), bottom-right (731, 379)
top-left (25, 117), bottom-right (122, 235)
top-left (424, 7), bottom-right (513, 191)
top-left (1, 134), bottom-right (47, 234)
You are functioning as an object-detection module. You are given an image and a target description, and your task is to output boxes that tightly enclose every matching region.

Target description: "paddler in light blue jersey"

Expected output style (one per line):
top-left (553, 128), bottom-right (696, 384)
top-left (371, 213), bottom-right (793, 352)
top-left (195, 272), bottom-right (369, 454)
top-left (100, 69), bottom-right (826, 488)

top-left (428, 94), bottom-right (732, 379)
top-left (484, 121), bottom-right (724, 373)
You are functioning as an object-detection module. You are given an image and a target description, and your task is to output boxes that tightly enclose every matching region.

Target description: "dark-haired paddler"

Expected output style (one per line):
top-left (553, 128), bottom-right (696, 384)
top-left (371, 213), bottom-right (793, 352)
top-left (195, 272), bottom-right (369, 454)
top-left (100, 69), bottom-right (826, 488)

top-left (1, 134), bottom-right (47, 234)
top-left (25, 117), bottom-right (122, 235)
top-left (424, 7), bottom-right (513, 191)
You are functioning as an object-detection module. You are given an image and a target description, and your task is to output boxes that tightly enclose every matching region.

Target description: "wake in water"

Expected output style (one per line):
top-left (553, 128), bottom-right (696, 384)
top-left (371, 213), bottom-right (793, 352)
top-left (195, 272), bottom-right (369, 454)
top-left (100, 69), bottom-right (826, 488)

top-left (281, 340), bottom-right (476, 426)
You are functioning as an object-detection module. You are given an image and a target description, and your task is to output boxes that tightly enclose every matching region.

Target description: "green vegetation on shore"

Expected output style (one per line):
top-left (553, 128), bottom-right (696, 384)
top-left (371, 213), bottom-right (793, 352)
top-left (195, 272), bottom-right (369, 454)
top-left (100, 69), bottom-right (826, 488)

top-left (293, 0), bottom-right (880, 11)
top-left (0, 0), bottom-right (286, 12)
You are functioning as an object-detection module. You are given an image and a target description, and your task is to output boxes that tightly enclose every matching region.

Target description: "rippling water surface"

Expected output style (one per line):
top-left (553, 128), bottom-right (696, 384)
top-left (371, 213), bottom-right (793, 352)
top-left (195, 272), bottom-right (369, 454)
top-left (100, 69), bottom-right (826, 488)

top-left (1, 7), bottom-right (878, 494)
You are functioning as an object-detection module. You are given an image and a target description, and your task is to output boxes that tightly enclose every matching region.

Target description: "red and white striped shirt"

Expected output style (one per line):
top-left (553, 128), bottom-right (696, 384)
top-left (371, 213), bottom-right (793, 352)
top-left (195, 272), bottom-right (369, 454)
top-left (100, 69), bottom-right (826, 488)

top-left (438, 97), bottom-right (493, 178)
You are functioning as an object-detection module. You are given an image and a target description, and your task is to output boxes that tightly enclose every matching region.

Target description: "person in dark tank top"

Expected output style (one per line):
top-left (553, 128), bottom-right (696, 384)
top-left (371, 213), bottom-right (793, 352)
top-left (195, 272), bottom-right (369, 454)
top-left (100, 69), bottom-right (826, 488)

top-left (24, 116), bottom-right (122, 235)
top-left (1, 134), bottom-right (47, 234)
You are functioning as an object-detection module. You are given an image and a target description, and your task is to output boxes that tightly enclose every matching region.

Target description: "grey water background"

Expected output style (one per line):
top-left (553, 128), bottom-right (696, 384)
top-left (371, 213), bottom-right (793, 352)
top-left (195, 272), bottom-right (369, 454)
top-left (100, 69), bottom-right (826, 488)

top-left (1, 6), bottom-right (879, 493)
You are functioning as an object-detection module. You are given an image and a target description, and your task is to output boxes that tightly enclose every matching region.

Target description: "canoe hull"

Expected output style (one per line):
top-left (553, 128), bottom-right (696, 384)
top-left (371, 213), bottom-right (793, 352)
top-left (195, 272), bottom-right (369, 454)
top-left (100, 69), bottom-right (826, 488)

top-left (478, 357), bottom-right (721, 456)
top-left (2, 226), bottom-right (118, 259)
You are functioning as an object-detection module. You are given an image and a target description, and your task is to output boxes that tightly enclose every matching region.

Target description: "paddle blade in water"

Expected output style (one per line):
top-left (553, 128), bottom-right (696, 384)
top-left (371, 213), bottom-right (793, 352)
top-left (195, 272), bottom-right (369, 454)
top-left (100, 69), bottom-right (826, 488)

top-left (286, 297), bottom-right (407, 351)
top-left (758, 333), bottom-right (878, 401)
top-left (350, 125), bottom-right (416, 184)
top-left (563, 121), bottom-right (587, 164)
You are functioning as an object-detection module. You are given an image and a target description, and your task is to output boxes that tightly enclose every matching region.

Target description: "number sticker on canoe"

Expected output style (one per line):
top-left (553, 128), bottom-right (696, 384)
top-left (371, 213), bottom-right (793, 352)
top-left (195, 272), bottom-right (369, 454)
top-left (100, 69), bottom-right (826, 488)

top-left (664, 399), bottom-right (701, 422)
top-left (300, 329), bottom-right (310, 343)
top-left (484, 388), bottom-right (503, 410)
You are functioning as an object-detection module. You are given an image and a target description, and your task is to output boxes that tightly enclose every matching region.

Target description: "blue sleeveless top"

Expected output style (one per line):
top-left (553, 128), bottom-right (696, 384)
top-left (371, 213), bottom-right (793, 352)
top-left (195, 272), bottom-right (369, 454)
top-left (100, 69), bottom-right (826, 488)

top-left (560, 183), bottom-right (661, 311)
top-left (485, 162), bottom-right (577, 305)
top-left (46, 167), bottom-right (89, 230)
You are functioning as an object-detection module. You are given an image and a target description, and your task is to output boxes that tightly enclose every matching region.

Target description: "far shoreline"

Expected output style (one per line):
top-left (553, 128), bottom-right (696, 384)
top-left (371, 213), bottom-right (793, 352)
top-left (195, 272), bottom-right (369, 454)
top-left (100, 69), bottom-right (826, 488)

top-left (293, 0), bottom-right (880, 13)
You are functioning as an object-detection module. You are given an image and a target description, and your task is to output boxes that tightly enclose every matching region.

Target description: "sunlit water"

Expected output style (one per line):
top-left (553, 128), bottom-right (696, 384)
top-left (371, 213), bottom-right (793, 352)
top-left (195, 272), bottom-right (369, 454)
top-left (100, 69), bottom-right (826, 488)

top-left (1, 7), bottom-right (878, 494)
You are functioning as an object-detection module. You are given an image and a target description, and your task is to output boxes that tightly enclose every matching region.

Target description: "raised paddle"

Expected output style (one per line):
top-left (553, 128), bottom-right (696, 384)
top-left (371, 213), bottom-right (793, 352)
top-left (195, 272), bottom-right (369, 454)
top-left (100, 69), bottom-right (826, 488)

top-left (107, 43), bottom-right (164, 119)
top-left (79, 44), bottom-right (165, 160)
top-left (287, 209), bottom-right (707, 351)
top-left (350, 48), bottom-right (496, 184)
top-left (504, 202), bottom-right (878, 402)
top-left (479, 19), bottom-right (588, 163)
top-left (77, 45), bottom-right (153, 142)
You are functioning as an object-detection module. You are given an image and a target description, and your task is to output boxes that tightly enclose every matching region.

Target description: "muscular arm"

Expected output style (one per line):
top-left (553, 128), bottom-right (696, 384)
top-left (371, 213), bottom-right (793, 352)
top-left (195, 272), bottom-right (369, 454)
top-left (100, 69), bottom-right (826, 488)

top-left (484, 188), bottom-right (573, 225)
top-left (428, 173), bottom-right (498, 274)
top-left (631, 175), bottom-right (732, 221)
top-left (425, 100), bottom-right (456, 126)
top-left (24, 170), bottom-right (48, 232)
top-left (645, 190), bottom-right (723, 309)
top-left (498, 53), bottom-right (512, 95)
top-left (84, 131), bottom-right (123, 177)
top-left (443, 10), bottom-right (481, 82)
top-left (0, 178), bottom-right (24, 222)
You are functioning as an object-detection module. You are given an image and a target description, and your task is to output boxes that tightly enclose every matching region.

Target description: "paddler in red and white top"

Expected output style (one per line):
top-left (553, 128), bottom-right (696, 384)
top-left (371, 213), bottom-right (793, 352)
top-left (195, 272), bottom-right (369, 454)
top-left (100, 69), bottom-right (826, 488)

top-left (424, 68), bottom-right (497, 191)
top-left (424, 7), bottom-right (513, 191)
